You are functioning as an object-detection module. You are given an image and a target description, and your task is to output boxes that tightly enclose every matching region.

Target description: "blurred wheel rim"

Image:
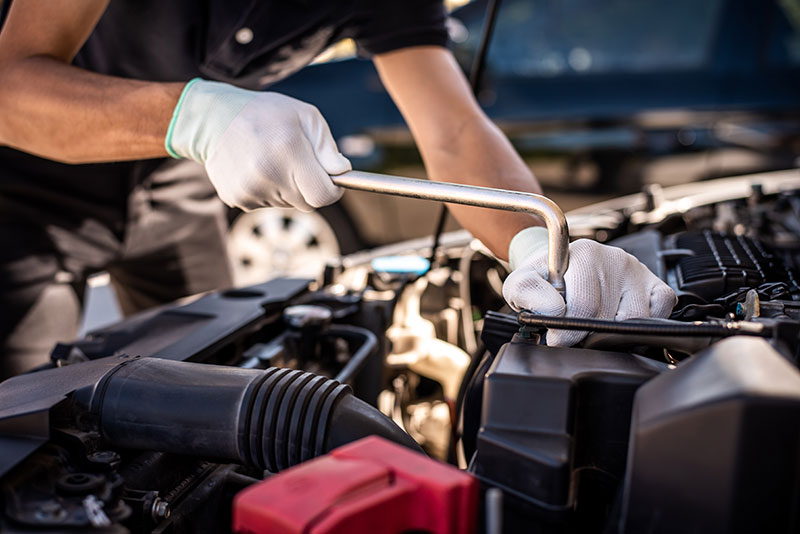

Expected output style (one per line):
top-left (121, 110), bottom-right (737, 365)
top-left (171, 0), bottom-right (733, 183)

top-left (227, 208), bottom-right (340, 286)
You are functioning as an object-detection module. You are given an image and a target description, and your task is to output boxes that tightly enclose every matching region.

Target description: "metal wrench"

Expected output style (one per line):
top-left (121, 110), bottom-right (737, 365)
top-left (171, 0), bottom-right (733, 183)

top-left (333, 170), bottom-right (570, 296)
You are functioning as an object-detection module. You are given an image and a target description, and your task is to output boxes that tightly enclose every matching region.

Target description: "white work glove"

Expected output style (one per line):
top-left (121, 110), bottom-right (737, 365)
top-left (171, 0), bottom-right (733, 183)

top-left (165, 78), bottom-right (351, 212)
top-left (503, 227), bottom-right (677, 347)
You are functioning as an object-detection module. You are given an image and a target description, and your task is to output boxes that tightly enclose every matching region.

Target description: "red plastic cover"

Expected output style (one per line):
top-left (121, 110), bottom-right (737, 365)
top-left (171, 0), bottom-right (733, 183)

top-left (233, 436), bottom-right (477, 534)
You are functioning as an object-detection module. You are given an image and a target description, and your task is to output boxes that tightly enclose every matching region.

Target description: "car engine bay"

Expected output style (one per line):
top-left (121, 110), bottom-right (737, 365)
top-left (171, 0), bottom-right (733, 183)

top-left (1, 170), bottom-right (800, 533)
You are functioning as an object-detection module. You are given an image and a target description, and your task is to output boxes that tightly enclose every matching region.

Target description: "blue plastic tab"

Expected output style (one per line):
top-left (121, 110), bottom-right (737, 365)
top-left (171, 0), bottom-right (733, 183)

top-left (371, 256), bottom-right (431, 276)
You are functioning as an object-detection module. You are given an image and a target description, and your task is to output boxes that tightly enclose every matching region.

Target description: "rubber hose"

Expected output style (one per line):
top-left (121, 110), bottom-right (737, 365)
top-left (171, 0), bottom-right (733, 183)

top-left (89, 358), bottom-right (421, 472)
top-left (328, 325), bottom-right (377, 384)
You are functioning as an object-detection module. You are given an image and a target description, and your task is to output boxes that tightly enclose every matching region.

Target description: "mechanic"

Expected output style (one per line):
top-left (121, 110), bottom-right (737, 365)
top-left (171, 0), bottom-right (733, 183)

top-left (0, 0), bottom-right (676, 380)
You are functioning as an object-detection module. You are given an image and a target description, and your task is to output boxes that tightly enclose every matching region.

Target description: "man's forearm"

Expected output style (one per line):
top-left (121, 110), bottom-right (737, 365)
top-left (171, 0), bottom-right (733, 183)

top-left (418, 112), bottom-right (544, 261)
top-left (0, 57), bottom-right (182, 163)
top-left (373, 47), bottom-right (543, 261)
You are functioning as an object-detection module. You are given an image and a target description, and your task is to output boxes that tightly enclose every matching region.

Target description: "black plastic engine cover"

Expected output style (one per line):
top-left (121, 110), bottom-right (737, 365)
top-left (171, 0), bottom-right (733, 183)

top-left (469, 337), bottom-right (665, 530)
top-left (621, 336), bottom-right (800, 534)
top-left (612, 230), bottom-right (800, 305)
top-left (667, 230), bottom-right (798, 302)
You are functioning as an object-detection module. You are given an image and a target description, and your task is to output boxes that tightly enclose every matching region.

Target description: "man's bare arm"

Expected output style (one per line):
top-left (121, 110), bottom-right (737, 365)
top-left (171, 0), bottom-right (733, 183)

top-left (373, 46), bottom-right (543, 261)
top-left (0, 0), bottom-right (181, 163)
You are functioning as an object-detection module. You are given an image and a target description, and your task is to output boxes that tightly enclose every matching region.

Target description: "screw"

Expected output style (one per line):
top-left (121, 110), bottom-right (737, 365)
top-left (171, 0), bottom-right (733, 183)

top-left (151, 498), bottom-right (171, 521)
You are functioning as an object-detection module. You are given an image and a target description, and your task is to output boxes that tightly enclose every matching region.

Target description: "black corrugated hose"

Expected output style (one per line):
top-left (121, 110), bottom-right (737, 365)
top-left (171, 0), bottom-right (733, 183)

top-left (517, 311), bottom-right (771, 338)
top-left (85, 358), bottom-right (421, 474)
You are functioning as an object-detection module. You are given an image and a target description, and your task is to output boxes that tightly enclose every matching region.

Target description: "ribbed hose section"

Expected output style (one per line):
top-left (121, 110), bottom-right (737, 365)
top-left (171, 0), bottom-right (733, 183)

top-left (92, 358), bottom-right (417, 473)
top-left (241, 367), bottom-right (350, 472)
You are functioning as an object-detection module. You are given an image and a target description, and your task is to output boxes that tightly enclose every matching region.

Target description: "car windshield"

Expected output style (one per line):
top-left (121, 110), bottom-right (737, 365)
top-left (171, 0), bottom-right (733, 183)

top-left (456, 0), bottom-right (724, 76)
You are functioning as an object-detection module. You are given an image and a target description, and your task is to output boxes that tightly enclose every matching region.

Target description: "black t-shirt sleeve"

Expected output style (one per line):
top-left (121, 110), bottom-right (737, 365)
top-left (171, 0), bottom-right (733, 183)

top-left (354, 0), bottom-right (448, 56)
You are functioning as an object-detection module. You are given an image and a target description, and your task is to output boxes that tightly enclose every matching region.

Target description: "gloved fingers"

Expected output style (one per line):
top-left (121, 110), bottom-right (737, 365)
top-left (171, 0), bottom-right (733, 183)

top-left (503, 267), bottom-right (585, 346)
top-left (544, 260), bottom-right (606, 347)
top-left (291, 139), bottom-right (343, 210)
top-left (502, 266), bottom-right (566, 317)
top-left (317, 147), bottom-right (352, 177)
top-left (649, 283), bottom-right (678, 318)
top-left (541, 239), bottom-right (619, 347)
top-left (204, 128), bottom-right (260, 210)
top-left (301, 105), bottom-right (352, 176)
top-left (614, 279), bottom-right (676, 322)
top-left (561, 243), bottom-right (605, 320)
top-left (613, 288), bottom-right (651, 322)
top-left (277, 183), bottom-right (314, 212)
top-left (544, 328), bottom-right (588, 348)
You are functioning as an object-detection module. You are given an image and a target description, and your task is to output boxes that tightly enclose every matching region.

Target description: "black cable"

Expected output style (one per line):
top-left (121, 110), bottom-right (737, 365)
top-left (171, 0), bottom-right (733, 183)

top-left (427, 205), bottom-right (450, 266)
top-left (329, 325), bottom-right (378, 384)
top-left (428, 0), bottom-right (503, 267)
top-left (449, 341), bottom-right (486, 465)
top-left (517, 311), bottom-right (771, 338)
top-left (469, 0), bottom-right (502, 93)
top-left (441, 0), bottom-right (504, 461)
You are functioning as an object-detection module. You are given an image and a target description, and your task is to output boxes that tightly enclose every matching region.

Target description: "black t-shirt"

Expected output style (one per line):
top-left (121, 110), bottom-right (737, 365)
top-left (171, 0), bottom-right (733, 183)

top-left (0, 0), bottom-right (447, 225)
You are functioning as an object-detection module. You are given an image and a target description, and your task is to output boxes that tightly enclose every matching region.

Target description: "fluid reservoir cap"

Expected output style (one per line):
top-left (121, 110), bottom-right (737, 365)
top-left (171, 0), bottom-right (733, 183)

top-left (283, 305), bottom-right (333, 330)
top-left (371, 256), bottom-right (430, 276)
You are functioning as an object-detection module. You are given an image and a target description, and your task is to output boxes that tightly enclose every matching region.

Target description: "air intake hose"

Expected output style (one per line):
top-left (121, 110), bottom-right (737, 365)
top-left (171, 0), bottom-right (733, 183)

top-left (86, 358), bottom-right (420, 471)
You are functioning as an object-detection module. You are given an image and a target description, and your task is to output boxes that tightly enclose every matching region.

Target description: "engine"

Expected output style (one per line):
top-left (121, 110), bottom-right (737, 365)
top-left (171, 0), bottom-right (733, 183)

top-left (1, 171), bottom-right (799, 533)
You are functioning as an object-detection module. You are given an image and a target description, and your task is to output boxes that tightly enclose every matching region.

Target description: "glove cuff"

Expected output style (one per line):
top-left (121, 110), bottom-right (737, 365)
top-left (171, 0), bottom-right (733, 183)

top-left (508, 226), bottom-right (548, 271)
top-left (165, 78), bottom-right (255, 163)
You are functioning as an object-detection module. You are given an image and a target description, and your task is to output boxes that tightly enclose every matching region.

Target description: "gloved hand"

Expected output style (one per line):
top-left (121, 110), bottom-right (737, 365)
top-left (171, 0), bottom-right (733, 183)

top-left (166, 78), bottom-right (351, 212)
top-left (503, 226), bottom-right (677, 346)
